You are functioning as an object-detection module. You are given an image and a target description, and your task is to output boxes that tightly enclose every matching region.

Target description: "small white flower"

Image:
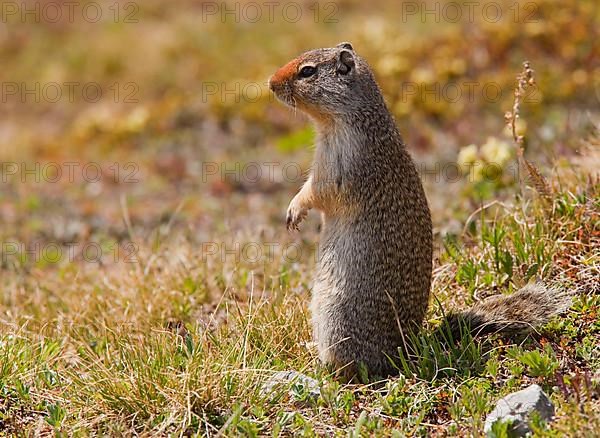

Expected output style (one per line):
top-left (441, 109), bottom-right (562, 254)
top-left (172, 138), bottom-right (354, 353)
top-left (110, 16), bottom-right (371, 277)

top-left (481, 137), bottom-right (512, 167)
top-left (457, 144), bottom-right (478, 168)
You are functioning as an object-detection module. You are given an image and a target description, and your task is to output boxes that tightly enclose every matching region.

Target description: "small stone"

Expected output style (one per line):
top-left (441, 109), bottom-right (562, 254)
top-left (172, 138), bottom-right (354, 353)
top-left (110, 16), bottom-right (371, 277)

top-left (484, 384), bottom-right (555, 436)
top-left (260, 370), bottom-right (320, 403)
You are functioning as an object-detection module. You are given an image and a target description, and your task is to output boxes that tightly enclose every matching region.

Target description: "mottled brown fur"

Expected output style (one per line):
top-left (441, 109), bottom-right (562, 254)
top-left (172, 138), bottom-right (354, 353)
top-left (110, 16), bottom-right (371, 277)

top-left (269, 43), bottom-right (571, 379)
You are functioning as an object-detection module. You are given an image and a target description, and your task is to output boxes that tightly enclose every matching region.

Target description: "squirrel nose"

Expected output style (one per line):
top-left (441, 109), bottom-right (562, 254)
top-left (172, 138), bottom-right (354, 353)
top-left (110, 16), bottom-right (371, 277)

top-left (268, 73), bottom-right (285, 91)
top-left (269, 59), bottom-right (300, 91)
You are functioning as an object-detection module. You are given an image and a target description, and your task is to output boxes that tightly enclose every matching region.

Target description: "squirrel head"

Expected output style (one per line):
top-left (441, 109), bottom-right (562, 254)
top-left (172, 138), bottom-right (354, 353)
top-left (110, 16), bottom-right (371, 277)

top-left (269, 42), bottom-right (383, 124)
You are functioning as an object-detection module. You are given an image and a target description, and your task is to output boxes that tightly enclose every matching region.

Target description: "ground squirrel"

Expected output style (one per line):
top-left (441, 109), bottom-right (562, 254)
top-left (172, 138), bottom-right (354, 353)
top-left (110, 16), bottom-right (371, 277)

top-left (268, 43), bottom-right (572, 379)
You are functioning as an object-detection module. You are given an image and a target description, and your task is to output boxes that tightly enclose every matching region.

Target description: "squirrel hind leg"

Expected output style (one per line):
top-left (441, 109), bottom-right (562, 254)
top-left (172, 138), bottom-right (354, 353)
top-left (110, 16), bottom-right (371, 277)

top-left (442, 283), bottom-right (573, 340)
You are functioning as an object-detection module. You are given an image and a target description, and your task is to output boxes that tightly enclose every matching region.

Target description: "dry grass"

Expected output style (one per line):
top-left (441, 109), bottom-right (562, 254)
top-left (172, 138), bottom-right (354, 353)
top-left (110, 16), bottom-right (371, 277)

top-left (0, 150), bottom-right (597, 435)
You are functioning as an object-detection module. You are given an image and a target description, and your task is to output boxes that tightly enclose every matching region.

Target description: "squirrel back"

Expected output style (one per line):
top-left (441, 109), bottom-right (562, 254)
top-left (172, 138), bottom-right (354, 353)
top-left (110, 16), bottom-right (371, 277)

top-left (269, 43), bottom-right (571, 379)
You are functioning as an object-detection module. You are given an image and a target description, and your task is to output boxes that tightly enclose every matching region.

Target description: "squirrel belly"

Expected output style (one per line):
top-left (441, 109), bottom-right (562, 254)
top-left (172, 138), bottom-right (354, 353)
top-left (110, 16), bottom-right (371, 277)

top-left (311, 201), bottom-right (432, 377)
top-left (311, 128), bottom-right (433, 378)
top-left (269, 43), bottom-right (571, 379)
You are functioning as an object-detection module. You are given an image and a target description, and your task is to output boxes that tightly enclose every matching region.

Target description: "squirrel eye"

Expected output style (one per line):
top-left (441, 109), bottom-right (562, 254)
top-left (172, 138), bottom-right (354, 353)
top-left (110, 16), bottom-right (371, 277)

top-left (298, 66), bottom-right (317, 78)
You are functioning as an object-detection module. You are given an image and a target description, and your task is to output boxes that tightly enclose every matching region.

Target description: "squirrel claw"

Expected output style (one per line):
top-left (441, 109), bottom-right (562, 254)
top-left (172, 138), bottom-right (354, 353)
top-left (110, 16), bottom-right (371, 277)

top-left (286, 203), bottom-right (307, 232)
top-left (286, 215), bottom-right (299, 232)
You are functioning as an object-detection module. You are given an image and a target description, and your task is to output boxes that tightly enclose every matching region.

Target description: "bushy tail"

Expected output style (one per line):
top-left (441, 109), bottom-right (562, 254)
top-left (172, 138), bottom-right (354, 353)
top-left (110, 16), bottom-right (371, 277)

top-left (442, 283), bottom-right (573, 341)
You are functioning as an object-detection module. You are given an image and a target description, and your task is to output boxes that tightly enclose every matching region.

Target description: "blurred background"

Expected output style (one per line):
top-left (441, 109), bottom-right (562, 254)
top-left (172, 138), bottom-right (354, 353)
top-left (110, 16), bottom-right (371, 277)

top-left (1, 0), bottom-right (598, 285)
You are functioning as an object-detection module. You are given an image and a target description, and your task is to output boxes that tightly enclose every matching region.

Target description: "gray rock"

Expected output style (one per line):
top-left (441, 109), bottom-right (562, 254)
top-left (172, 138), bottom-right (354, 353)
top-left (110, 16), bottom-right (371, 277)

top-left (484, 384), bottom-right (555, 436)
top-left (260, 370), bottom-right (320, 403)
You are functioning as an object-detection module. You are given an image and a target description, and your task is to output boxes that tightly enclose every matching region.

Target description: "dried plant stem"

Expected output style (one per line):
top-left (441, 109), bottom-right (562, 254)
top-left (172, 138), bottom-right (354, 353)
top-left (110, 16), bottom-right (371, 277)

top-left (504, 61), bottom-right (552, 203)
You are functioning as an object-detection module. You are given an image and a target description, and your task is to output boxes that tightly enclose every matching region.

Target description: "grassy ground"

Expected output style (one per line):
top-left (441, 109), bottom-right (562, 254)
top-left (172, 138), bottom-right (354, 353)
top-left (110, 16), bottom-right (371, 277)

top-left (1, 0), bottom-right (599, 435)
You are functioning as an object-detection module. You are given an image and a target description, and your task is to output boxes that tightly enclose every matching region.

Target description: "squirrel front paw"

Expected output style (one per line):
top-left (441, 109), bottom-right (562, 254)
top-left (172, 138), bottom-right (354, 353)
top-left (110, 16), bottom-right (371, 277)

top-left (286, 196), bottom-right (308, 232)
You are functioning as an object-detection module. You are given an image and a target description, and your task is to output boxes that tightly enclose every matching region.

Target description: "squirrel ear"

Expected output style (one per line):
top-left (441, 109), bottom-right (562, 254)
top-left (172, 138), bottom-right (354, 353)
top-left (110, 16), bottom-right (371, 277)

top-left (337, 50), bottom-right (355, 75)
top-left (336, 42), bottom-right (354, 51)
